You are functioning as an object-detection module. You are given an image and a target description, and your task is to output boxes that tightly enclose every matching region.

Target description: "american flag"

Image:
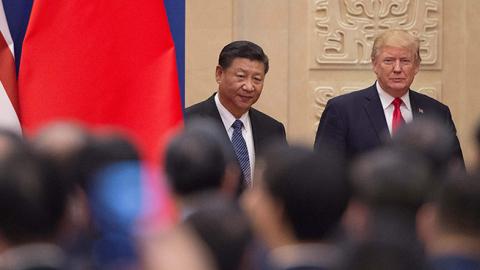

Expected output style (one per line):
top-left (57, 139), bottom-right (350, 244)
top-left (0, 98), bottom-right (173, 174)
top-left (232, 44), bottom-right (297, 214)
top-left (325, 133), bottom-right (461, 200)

top-left (0, 0), bottom-right (21, 133)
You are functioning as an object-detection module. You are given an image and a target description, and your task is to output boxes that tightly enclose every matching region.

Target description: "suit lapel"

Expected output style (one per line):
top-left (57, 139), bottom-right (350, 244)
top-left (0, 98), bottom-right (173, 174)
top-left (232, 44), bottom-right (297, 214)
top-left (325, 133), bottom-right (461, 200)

top-left (205, 94), bottom-right (233, 143)
top-left (409, 91), bottom-right (425, 119)
top-left (249, 110), bottom-right (261, 154)
top-left (363, 85), bottom-right (389, 142)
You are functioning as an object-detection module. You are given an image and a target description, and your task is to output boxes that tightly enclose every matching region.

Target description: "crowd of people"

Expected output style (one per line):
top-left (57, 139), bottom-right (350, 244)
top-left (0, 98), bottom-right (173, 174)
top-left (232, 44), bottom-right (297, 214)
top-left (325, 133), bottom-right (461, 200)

top-left (0, 118), bottom-right (477, 270)
top-left (0, 29), bottom-right (478, 270)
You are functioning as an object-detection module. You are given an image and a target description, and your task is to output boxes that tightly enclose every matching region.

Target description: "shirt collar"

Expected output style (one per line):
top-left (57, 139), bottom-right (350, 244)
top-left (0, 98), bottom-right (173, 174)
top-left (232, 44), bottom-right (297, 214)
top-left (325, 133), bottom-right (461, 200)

top-left (214, 92), bottom-right (250, 129)
top-left (376, 81), bottom-right (411, 111)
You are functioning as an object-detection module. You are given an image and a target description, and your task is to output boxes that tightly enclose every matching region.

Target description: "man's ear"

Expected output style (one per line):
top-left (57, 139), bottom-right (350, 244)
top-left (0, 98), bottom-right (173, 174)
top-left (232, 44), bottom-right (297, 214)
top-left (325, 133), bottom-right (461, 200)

top-left (215, 65), bottom-right (223, 83)
top-left (371, 58), bottom-right (379, 75)
top-left (413, 62), bottom-right (420, 75)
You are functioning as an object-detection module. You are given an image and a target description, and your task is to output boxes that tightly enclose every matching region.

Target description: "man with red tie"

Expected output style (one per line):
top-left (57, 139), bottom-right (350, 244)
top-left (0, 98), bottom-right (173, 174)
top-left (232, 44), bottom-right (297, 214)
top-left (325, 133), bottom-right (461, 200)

top-left (314, 29), bottom-right (464, 166)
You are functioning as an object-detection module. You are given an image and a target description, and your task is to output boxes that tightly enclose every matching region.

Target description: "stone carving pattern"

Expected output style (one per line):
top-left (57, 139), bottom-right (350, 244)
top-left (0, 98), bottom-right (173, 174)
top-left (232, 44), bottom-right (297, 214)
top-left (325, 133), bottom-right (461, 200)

top-left (312, 0), bottom-right (442, 68)
top-left (417, 87), bottom-right (438, 99)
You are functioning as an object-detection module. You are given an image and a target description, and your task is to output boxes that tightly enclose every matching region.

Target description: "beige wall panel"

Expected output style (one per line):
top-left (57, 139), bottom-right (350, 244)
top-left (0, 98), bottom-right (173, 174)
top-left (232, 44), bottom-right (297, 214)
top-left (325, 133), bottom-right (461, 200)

top-left (287, 0), bottom-right (312, 144)
top-left (232, 0), bottom-right (289, 126)
top-left (185, 0), bottom-right (234, 106)
top-left (464, 0), bottom-right (480, 167)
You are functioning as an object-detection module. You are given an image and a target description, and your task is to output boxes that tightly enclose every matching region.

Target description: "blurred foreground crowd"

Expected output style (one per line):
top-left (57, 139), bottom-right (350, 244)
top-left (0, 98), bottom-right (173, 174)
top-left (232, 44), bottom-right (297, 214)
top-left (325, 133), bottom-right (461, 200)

top-left (0, 117), bottom-right (478, 270)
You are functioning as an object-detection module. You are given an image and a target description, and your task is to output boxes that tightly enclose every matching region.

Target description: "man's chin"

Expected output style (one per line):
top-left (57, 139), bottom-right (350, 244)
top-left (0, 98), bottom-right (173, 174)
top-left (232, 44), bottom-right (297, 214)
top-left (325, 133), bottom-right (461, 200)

top-left (232, 103), bottom-right (253, 115)
top-left (236, 99), bottom-right (256, 109)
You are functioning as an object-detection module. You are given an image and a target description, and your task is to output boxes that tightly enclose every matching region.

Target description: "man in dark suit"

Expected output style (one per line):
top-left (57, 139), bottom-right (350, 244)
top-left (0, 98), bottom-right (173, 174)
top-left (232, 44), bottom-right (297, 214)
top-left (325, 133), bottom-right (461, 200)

top-left (314, 29), bottom-right (463, 165)
top-left (185, 40), bottom-right (287, 188)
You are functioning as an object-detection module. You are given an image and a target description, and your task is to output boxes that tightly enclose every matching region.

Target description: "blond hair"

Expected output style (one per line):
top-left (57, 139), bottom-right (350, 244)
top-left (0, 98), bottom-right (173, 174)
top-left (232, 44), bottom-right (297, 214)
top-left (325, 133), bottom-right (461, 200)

top-left (371, 29), bottom-right (421, 63)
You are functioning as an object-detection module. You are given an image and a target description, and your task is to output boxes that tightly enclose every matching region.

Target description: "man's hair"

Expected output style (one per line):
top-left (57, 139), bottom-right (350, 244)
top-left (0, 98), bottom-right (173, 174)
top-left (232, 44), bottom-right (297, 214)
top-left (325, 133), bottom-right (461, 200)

top-left (185, 196), bottom-right (252, 270)
top-left (72, 132), bottom-right (140, 190)
top-left (436, 172), bottom-right (480, 236)
top-left (0, 139), bottom-right (68, 244)
top-left (391, 117), bottom-right (460, 179)
top-left (165, 118), bottom-right (236, 196)
top-left (218, 40), bottom-right (269, 74)
top-left (261, 145), bottom-right (350, 241)
top-left (371, 29), bottom-right (421, 64)
top-left (349, 147), bottom-right (434, 247)
top-left (341, 240), bottom-right (428, 270)
top-left (350, 146), bottom-right (432, 210)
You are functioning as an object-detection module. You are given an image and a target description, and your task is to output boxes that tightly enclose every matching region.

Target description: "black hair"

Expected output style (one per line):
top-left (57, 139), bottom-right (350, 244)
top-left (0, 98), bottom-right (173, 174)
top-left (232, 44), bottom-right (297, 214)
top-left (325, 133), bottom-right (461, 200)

top-left (218, 40), bottom-right (269, 74)
top-left (261, 144), bottom-right (350, 241)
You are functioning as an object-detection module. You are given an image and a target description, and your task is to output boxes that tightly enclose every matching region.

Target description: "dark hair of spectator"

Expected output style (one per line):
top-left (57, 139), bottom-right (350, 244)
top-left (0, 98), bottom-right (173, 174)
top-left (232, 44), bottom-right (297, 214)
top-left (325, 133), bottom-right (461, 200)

top-left (350, 146), bottom-right (433, 210)
top-left (436, 172), bottom-right (480, 236)
top-left (165, 121), bottom-right (230, 196)
top-left (185, 196), bottom-right (252, 270)
top-left (261, 145), bottom-right (350, 241)
top-left (0, 143), bottom-right (68, 244)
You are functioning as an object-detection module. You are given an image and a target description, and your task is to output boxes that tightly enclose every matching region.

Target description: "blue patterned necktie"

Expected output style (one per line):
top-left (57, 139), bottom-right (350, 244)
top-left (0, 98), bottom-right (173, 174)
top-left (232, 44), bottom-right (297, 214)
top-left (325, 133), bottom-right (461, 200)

top-left (231, 120), bottom-right (251, 186)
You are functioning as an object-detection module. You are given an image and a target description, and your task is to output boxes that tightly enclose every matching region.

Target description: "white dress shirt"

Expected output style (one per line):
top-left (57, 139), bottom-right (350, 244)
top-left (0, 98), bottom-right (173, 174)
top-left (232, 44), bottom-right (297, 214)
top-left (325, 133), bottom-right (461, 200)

top-left (376, 81), bottom-right (413, 136)
top-left (214, 93), bottom-right (255, 180)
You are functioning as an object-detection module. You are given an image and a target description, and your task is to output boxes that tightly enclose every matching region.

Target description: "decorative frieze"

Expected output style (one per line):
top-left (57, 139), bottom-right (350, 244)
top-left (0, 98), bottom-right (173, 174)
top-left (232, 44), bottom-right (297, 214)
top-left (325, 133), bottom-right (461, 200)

top-left (310, 0), bottom-right (442, 69)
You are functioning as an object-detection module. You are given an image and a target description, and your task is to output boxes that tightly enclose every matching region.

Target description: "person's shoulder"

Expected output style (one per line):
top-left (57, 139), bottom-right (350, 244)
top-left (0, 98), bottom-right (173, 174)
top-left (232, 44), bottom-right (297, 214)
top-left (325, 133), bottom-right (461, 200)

top-left (184, 95), bottom-right (215, 118)
top-left (250, 107), bottom-right (284, 128)
top-left (410, 90), bottom-right (449, 110)
top-left (249, 108), bottom-right (287, 145)
top-left (326, 85), bottom-right (374, 105)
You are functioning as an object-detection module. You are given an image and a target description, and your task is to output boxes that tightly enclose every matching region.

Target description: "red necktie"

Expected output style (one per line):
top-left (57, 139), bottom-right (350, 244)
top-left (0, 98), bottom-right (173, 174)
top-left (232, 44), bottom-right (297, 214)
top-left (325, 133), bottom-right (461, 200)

top-left (391, 98), bottom-right (405, 134)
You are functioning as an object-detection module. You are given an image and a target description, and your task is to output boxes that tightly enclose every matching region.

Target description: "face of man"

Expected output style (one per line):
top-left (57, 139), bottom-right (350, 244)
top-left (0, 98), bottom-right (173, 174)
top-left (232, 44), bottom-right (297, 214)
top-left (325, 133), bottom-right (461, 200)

top-left (373, 46), bottom-right (419, 97)
top-left (216, 58), bottom-right (266, 118)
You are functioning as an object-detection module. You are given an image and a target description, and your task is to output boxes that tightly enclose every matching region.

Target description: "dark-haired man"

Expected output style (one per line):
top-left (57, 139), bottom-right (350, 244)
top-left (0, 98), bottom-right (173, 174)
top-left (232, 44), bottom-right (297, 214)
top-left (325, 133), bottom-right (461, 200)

top-left (185, 40), bottom-right (287, 189)
top-left (0, 132), bottom-right (69, 270)
top-left (418, 173), bottom-right (480, 270)
top-left (242, 145), bottom-right (350, 270)
top-left (165, 119), bottom-right (241, 218)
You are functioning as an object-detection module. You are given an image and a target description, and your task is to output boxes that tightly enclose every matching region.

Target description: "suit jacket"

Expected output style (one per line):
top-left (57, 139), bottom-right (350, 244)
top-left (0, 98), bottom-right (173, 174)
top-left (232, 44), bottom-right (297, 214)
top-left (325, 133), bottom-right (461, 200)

top-left (276, 266), bottom-right (328, 270)
top-left (185, 94), bottom-right (287, 156)
top-left (314, 84), bottom-right (464, 164)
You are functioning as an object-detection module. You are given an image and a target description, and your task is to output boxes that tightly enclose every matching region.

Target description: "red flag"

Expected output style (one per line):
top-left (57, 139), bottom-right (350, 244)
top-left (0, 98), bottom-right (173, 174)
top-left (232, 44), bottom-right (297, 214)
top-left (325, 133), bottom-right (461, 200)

top-left (18, 0), bottom-right (183, 162)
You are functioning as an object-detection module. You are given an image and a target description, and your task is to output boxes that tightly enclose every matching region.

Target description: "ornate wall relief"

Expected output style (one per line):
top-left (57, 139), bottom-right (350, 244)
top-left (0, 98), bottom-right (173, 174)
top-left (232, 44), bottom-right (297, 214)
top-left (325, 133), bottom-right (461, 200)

top-left (310, 0), bottom-right (443, 69)
top-left (312, 83), bottom-right (370, 127)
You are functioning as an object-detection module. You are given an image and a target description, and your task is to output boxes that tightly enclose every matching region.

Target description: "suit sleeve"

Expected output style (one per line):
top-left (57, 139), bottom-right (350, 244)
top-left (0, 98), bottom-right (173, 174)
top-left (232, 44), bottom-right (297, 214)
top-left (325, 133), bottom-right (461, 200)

top-left (444, 107), bottom-right (465, 170)
top-left (277, 123), bottom-right (287, 146)
top-left (314, 100), bottom-right (347, 155)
